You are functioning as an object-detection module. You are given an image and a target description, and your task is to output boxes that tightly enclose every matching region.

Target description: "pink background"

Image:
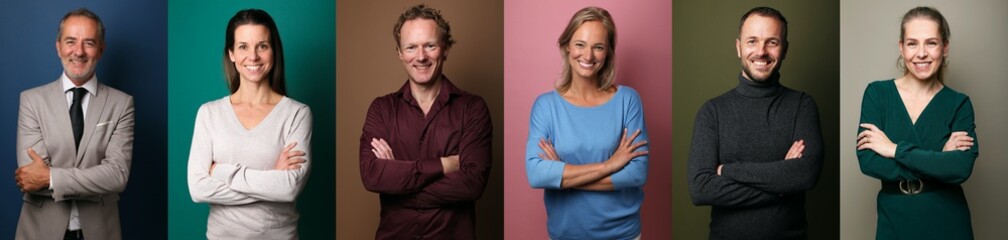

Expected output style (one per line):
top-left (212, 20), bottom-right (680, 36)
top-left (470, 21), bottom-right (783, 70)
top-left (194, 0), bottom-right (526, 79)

top-left (503, 0), bottom-right (672, 239)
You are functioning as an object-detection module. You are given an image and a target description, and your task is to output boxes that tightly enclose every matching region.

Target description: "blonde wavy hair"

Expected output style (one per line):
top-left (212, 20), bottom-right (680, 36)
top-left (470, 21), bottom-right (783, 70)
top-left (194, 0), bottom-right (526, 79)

top-left (556, 6), bottom-right (617, 93)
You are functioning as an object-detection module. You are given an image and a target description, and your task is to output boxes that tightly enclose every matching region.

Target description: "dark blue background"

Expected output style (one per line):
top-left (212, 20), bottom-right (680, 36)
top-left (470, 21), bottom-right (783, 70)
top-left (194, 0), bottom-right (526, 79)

top-left (0, 1), bottom-right (167, 239)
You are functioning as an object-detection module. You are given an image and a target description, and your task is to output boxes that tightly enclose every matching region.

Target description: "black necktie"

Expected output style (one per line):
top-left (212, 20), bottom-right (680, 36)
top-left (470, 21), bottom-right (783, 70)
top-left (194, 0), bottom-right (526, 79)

top-left (70, 88), bottom-right (87, 150)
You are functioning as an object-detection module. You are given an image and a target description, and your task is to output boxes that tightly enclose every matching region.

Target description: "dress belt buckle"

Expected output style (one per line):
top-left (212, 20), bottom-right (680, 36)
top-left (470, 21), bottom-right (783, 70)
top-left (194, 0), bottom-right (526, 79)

top-left (899, 179), bottom-right (924, 195)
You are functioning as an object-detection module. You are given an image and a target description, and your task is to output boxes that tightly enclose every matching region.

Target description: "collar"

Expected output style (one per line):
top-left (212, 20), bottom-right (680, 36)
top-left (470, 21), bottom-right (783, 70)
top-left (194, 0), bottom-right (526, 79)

top-left (61, 72), bottom-right (98, 96)
top-left (734, 72), bottom-right (782, 98)
top-left (397, 75), bottom-right (461, 108)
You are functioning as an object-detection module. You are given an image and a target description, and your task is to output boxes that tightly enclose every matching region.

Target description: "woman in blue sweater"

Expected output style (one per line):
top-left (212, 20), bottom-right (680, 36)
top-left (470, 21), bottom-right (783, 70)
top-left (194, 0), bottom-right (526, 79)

top-left (525, 6), bottom-right (650, 240)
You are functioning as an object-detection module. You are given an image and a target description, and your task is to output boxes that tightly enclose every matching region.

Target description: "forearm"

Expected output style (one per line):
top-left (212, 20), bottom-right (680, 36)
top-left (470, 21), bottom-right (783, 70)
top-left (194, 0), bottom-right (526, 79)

top-left (856, 149), bottom-right (918, 181)
top-left (359, 153), bottom-right (443, 194)
top-left (398, 165), bottom-right (490, 208)
top-left (722, 95), bottom-right (824, 194)
top-left (688, 114), bottom-right (777, 207)
top-left (52, 114), bottom-right (134, 199)
top-left (359, 101), bottom-right (445, 194)
top-left (219, 108), bottom-right (314, 202)
top-left (401, 104), bottom-right (493, 207)
top-left (187, 106), bottom-right (255, 205)
top-left (573, 176), bottom-right (614, 191)
top-left (559, 162), bottom-right (613, 189)
top-left (188, 175), bottom-right (258, 205)
top-left (688, 168), bottom-right (780, 207)
top-left (212, 162), bottom-right (310, 202)
top-left (894, 142), bottom-right (977, 184)
top-left (188, 157), bottom-right (257, 205)
top-left (721, 154), bottom-right (822, 194)
top-left (50, 160), bottom-right (129, 197)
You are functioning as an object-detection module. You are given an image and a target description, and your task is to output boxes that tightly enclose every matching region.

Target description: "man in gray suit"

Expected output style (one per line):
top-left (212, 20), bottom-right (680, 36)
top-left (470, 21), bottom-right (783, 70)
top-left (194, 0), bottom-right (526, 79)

top-left (13, 8), bottom-right (134, 240)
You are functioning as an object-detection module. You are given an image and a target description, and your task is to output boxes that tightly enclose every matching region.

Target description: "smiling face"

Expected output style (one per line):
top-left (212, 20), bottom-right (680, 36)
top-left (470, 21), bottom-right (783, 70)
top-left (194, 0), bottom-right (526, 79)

top-left (899, 18), bottom-right (948, 81)
top-left (565, 21), bottom-right (609, 82)
top-left (56, 16), bottom-right (104, 83)
top-left (398, 19), bottom-right (446, 86)
top-left (736, 15), bottom-right (786, 82)
top-left (228, 24), bottom-right (273, 84)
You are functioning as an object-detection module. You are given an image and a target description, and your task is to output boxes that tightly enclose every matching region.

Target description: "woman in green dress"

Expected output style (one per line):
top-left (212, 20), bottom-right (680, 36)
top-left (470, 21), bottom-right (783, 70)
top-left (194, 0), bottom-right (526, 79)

top-left (856, 6), bottom-right (977, 239)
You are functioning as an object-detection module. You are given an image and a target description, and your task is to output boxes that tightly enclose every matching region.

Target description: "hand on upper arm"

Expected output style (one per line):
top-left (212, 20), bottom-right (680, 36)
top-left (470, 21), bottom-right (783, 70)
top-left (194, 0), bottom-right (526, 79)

top-left (942, 131), bottom-right (974, 152)
top-left (537, 138), bottom-right (561, 161)
top-left (603, 128), bottom-right (648, 173)
top-left (857, 123), bottom-right (896, 158)
top-left (275, 142), bottom-right (306, 170)
top-left (784, 139), bottom-right (804, 160)
top-left (370, 138), bottom-right (395, 160)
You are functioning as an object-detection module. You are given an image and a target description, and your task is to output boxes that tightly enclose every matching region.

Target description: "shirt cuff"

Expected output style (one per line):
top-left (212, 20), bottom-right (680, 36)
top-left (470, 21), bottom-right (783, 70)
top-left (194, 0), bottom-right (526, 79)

top-left (531, 160), bottom-right (565, 189)
top-left (720, 162), bottom-right (736, 179)
top-left (417, 157), bottom-right (444, 180)
top-left (894, 142), bottom-right (915, 167)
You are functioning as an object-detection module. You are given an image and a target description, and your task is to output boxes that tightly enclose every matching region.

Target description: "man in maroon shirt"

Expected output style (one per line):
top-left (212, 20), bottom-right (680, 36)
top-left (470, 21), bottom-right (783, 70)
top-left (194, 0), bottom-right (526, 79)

top-left (359, 4), bottom-right (493, 240)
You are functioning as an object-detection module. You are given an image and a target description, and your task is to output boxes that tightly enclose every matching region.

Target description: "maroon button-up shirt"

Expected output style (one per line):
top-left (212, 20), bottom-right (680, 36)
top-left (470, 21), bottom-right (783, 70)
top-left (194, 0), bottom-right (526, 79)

top-left (359, 77), bottom-right (493, 240)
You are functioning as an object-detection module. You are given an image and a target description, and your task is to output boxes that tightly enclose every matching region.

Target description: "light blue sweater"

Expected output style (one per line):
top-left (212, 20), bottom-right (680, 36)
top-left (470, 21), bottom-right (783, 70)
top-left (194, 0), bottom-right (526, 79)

top-left (525, 86), bottom-right (649, 240)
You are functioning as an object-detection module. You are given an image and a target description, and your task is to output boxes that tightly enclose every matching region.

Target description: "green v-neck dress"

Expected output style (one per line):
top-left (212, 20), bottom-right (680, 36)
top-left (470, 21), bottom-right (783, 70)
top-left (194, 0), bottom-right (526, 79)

top-left (857, 79), bottom-right (978, 239)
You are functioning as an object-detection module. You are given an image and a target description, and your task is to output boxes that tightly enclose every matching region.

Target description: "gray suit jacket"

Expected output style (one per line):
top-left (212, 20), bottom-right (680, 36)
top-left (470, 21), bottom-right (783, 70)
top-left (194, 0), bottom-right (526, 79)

top-left (15, 79), bottom-right (135, 240)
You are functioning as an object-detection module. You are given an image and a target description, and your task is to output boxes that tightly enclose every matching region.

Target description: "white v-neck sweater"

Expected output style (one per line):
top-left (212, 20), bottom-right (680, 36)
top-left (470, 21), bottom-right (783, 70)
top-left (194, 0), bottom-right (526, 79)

top-left (187, 96), bottom-right (313, 240)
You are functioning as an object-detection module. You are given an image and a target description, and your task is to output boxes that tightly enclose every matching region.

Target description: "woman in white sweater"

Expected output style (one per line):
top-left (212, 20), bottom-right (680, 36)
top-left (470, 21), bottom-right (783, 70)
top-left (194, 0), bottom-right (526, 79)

top-left (187, 9), bottom-right (312, 240)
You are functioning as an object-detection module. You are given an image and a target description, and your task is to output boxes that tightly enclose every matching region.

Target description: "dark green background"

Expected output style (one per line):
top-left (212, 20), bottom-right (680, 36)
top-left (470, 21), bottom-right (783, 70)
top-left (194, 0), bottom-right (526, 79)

top-left (672, 1), bottom-right (839, 239)
top-left (167, 1), bottom-right (335, 239)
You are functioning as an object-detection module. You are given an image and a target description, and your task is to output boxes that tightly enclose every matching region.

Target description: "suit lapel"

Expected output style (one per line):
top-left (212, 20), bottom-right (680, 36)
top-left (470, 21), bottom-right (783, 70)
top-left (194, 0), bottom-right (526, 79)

top-left (43, 80), bottom-right (78, 167)
top-left (77, 83), bottom-right (108, 164)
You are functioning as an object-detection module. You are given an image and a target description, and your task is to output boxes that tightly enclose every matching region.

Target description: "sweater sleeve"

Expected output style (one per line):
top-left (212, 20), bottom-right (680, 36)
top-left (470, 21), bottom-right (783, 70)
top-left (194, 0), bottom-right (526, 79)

top-left (609, 89), bottom-right (648, 189)
top-left (359, 98), bottom-right (444, 194)
top-left (856, 83), bottom-right (919, 181)
top-left (687, 101), bottom-right (780, 207)
top-left (525, 95), bottom-right (566, 189)
top-left (211, 105), bottom-right (313, 202)
top-left (720, 94), bottom-right (823, 194)
top-left (892, 97), bottom-right (978, 184)
top-left (188, 104), bottom-right (257, 205)
top-left (398, 98), bottom-right (493, 208)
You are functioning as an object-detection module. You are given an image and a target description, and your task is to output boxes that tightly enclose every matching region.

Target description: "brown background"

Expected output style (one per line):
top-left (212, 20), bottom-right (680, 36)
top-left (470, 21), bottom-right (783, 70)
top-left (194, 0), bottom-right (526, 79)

top-left (335, 1), bottom-right (504, 239)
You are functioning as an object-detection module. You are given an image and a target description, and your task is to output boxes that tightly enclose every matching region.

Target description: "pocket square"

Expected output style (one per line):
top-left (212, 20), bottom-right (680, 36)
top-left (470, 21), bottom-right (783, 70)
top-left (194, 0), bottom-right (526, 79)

top-left (96, 121), bottom-right (113, 127)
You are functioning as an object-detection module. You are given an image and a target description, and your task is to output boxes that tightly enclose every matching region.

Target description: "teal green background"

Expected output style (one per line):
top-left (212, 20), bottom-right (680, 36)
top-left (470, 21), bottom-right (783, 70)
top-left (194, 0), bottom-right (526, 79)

top-left (672, 1), bottom-right (840, 239)
top-left (167, 1), bottom-right (335, 239)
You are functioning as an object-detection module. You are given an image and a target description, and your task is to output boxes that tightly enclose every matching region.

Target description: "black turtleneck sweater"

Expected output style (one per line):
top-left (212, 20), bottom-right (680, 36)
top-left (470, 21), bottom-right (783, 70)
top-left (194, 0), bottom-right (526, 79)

top-left (687, 73), bottom-right (824, 240)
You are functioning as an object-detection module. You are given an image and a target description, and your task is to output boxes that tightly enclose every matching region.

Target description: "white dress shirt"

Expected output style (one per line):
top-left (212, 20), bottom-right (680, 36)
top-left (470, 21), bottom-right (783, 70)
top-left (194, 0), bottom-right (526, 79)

top-left (53, 72), bottom-right (98, 231)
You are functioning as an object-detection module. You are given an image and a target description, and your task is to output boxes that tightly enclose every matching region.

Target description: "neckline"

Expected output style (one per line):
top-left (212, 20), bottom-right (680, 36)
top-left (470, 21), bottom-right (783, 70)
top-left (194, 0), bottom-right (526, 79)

top-left (554, 85), bottom-right (622, 109)
top-left (225, 96), bottom-right (288, 133)
top-left (734, 72), bottom-right (783, 98)
top-left (888, 79), bottom-right (946, 126)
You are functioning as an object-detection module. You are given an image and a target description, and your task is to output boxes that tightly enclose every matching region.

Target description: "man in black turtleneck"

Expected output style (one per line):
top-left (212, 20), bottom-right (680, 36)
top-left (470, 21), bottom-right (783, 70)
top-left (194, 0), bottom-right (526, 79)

top-left (686, 7), bottom-right (824, 240)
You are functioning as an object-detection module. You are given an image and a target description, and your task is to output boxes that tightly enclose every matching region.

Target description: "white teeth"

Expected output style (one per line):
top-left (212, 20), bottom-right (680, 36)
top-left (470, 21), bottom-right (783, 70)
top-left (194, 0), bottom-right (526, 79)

top-left (753, 61), bottom-right (768, 66)
top-left (415, 64), bottom-right (431, 70)
top-left (245, 65), bottom-right (262, 71)
top-left (578, 61), bottom-right (593, 68)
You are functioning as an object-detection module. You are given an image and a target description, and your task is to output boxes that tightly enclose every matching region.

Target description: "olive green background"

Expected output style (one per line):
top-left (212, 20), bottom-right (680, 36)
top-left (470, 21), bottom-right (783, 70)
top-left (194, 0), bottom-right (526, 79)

top-left (672, 1), bottom-right (839, 239)
top-left (166, 1), bottom-right (335, 239)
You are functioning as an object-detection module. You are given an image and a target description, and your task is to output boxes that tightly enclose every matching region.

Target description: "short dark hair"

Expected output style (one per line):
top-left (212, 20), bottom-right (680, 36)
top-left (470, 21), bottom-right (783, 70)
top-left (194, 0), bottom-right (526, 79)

top-left (392, 4), bottom-right (455, 50)
top-left (223, 9), bottom-right (286, 95)
top-left (58, 8), bottom-right (105, 45)
top-left (739, 6), bottom-right (788, 44)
